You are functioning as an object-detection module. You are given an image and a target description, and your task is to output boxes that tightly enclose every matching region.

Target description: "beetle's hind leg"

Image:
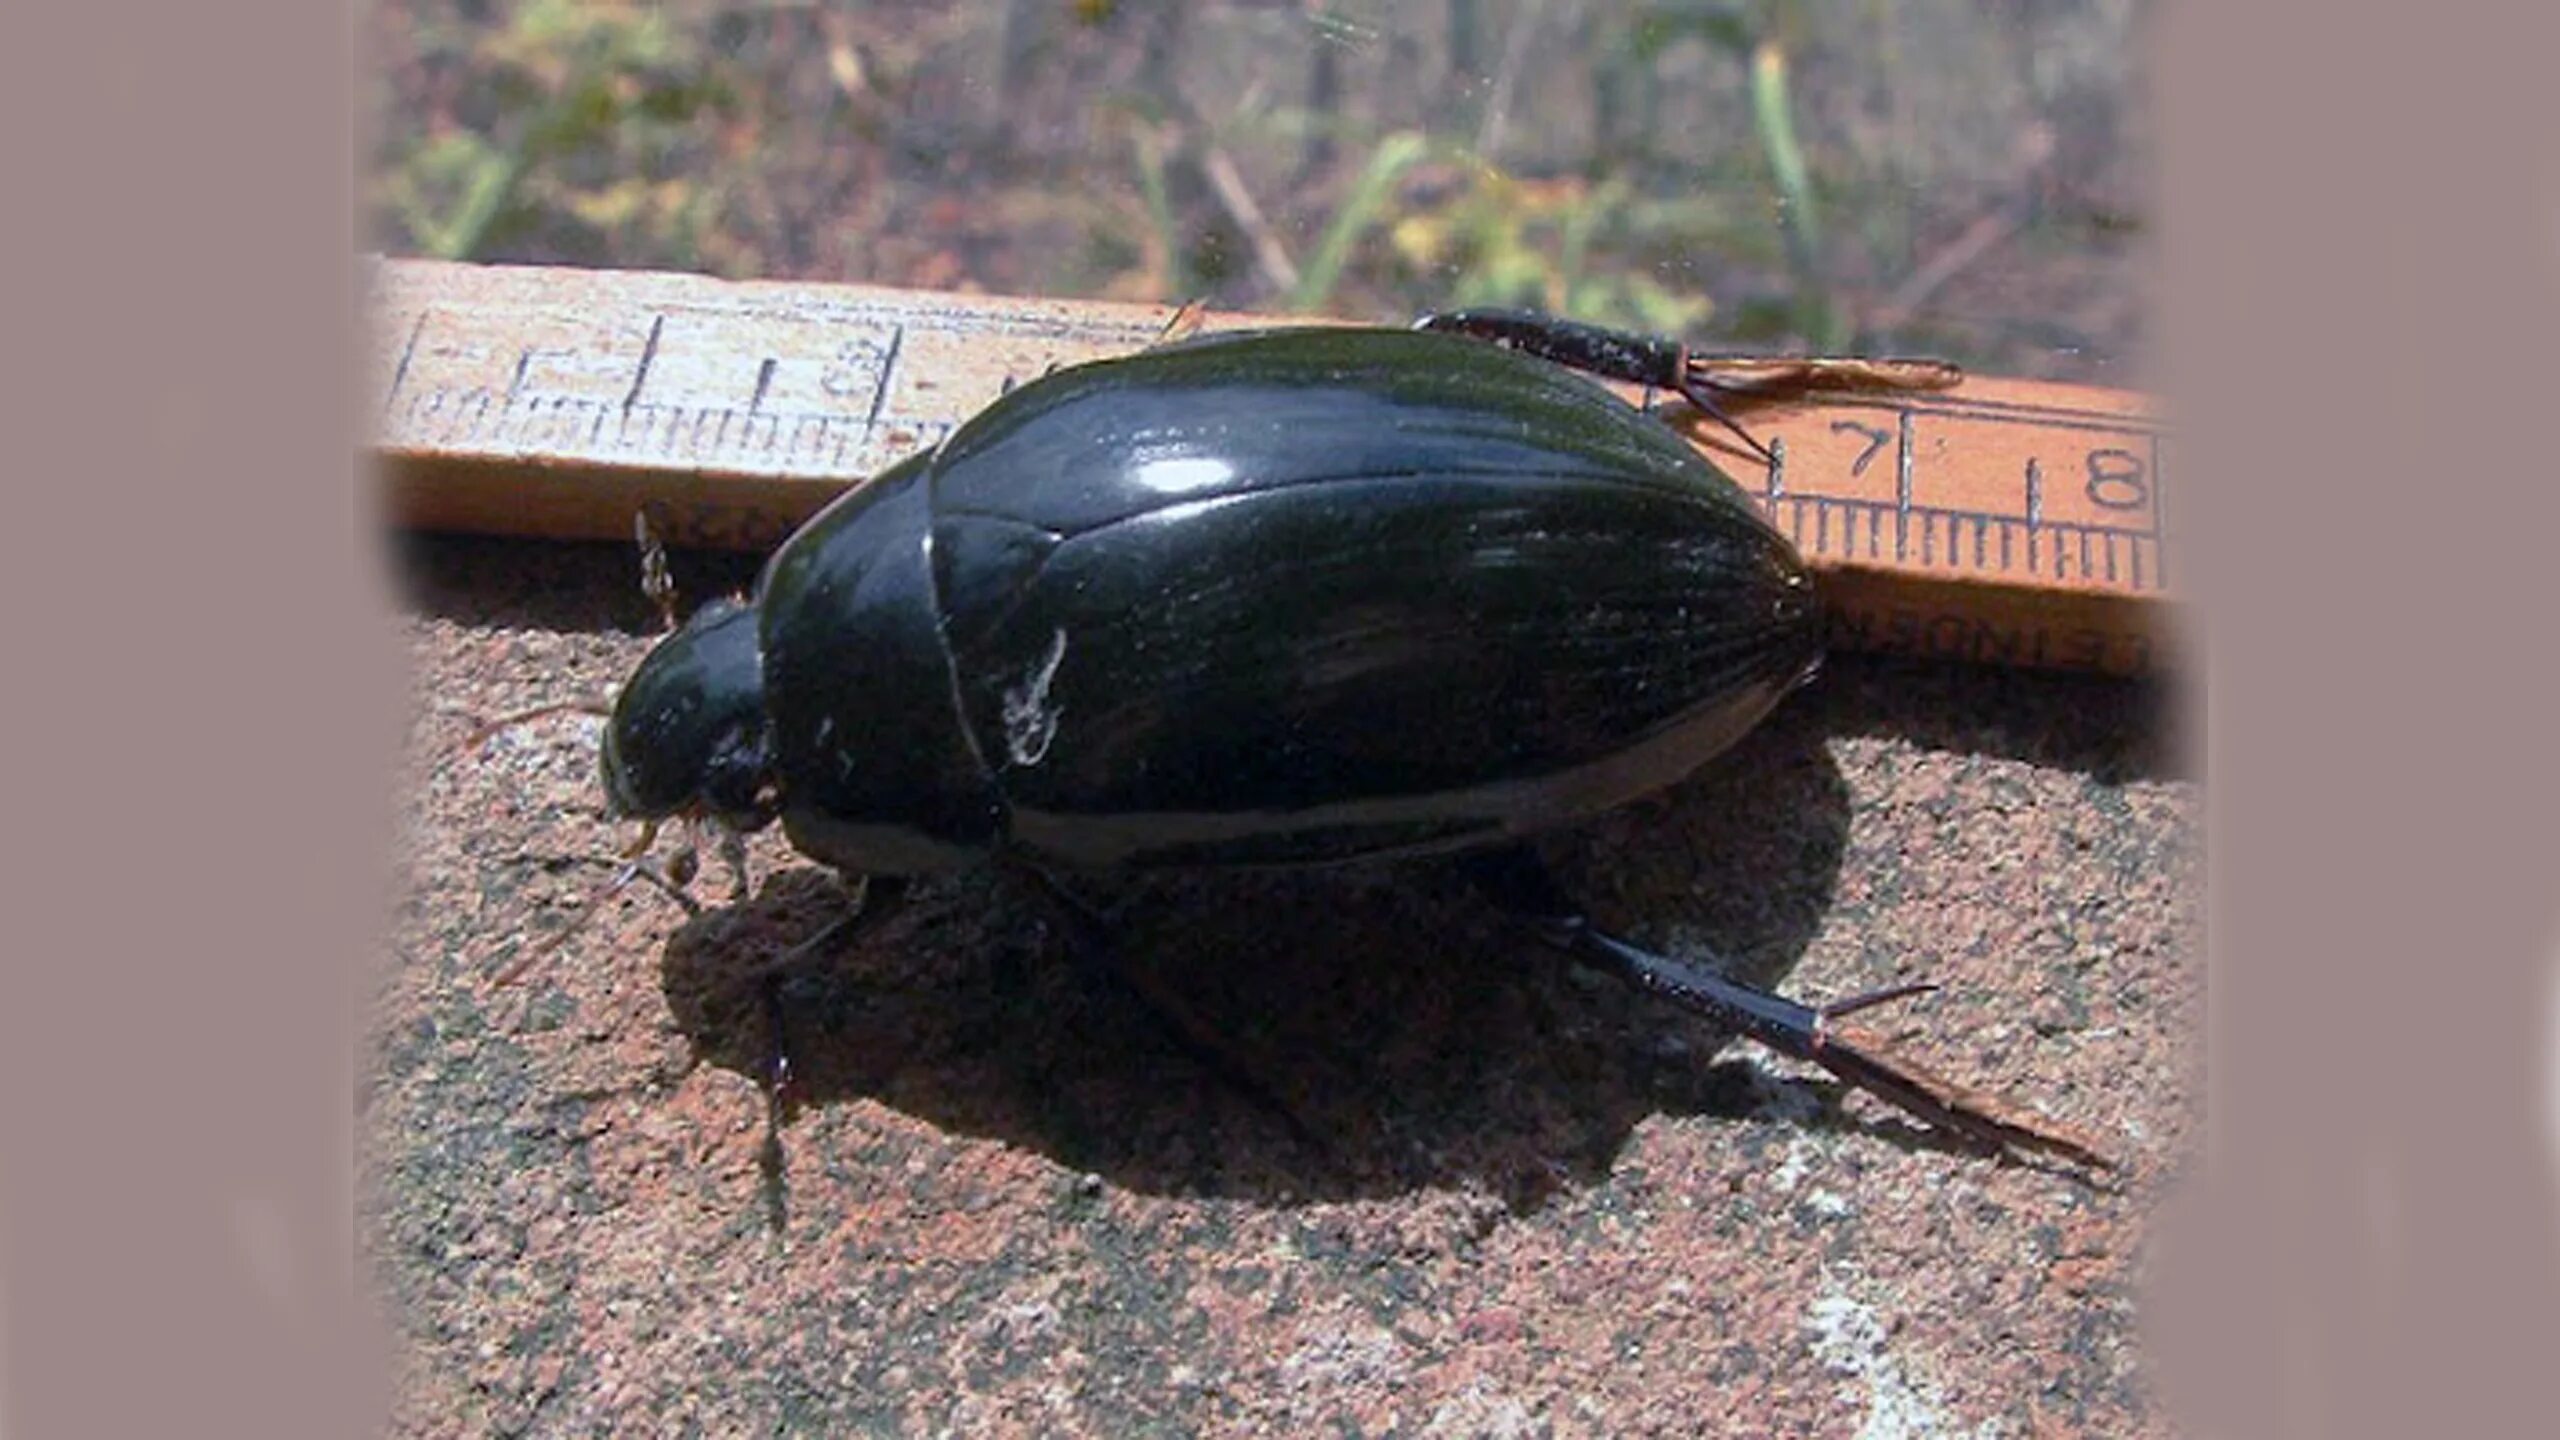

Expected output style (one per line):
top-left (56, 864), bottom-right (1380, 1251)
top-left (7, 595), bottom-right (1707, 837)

top-left (1463, 847), bottom-right (2112, 1171)
top-left (1416, 308), bottom-right (1964, 469)
top-left (1414, 309), bottom-right (1776, 464)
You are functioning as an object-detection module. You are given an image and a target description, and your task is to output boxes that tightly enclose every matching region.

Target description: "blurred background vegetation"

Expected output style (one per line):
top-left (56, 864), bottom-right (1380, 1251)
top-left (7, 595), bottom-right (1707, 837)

top-left (365, 0), bottom-right (2149, 382)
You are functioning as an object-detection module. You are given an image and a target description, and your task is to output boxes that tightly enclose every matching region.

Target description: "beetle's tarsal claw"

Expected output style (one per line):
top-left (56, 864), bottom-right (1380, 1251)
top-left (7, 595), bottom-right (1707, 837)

top-left (1675, 375), bottom-right (1775, 465)
top-left (1816, 979), bottom-right (1941, 1022)
top-left (663, 844), bottom-right (701, 893)
top-left (638, 860), bottom-right (705, 918)
top-left (705, 820), bottom-right (752, 901)
top-left (1153, 297), bottom-right (1209, 346)
top-left (759, 974), bottom-right (797, 1104)
top-left (1810, 1017), bottom-right (2116, 1171)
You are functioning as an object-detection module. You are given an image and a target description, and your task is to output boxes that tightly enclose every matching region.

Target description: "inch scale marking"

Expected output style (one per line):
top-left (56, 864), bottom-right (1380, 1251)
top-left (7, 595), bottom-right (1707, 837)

top-left (374, 258), bottom-right (2172, 676)
top-left (1762, 394), bottom-right (2167, 588)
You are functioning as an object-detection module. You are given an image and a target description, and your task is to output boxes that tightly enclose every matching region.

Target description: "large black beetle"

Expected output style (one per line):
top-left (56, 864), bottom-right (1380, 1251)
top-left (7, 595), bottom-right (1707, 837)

top-left (547, 313), bottom-right (2104, 1170)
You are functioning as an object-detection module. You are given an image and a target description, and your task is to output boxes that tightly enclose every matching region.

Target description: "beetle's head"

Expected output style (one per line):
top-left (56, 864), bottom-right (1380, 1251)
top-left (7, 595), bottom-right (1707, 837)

top-left (601, 597), bottom-right (782, 834)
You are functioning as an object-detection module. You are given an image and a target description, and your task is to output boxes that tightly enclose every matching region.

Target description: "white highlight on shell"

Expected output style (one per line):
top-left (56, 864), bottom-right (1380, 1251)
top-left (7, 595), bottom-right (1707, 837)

top-left (1129, 454), bottom-right (1235, 495)
top-left (1002, 628), bottom-right (1070, 767)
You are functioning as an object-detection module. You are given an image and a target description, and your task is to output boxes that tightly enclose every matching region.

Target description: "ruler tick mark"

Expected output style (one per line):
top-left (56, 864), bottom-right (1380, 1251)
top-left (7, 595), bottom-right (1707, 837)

top-left (1894, 409), bottom-right (1914, 562)
top-left (2150, 431), bottom-right (2171, 589)
top-left (625, 314), bottom-right (665, 413)
top-left (383, 310), bottom-right (428, 420)
top-left (863, 323), bottom-right (907, 434)
top-left (2025, 458), bottom-right (2044, 574)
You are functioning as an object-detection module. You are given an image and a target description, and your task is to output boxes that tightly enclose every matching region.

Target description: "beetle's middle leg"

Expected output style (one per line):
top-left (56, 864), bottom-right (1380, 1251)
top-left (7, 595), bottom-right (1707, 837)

top-left (1461, 846), bottom-right (2111, 1171)
top-left (1014, 864), bottom-right (1331, 1157)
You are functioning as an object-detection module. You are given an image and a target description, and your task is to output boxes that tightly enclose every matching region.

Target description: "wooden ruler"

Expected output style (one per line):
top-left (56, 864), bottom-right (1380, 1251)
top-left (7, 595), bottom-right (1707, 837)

top-left (373, 258), bottom-right (2171, 676)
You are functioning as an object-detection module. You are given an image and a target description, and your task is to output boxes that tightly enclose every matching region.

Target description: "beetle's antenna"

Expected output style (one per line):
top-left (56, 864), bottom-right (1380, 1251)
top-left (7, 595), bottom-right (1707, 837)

top-left (450, 698), bottom-right (613, 759)
top-left (431, 697), bottom-right (615, 800)
top-left (636, 508), bottom-right (679, 634)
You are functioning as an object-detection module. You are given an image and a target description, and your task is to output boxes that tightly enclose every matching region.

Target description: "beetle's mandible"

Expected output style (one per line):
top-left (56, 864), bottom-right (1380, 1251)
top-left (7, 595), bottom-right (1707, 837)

top-left (520, 314), bottom-right (2106, 1171)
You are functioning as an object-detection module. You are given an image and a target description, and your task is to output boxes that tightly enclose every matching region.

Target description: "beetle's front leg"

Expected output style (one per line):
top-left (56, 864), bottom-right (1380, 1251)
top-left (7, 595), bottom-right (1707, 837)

top-left (1461, 847), bottom-right (2111, 1171)
top-left (742, 873), bottom-right (911, 1134)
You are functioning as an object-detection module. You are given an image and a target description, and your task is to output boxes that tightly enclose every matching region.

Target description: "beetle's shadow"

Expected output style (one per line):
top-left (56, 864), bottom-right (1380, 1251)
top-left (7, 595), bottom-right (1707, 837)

top-left (658, 704), bottom-right (1859, 1213)
top-left (1804, 650), bottom-right (2179, 784)
top-left (406, 534), bottom-right (2161, 1209)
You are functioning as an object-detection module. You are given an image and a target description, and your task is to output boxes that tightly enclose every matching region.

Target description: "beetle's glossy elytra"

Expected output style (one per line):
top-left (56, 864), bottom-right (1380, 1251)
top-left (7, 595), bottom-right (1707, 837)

top-left (610, 326), bottom-right (1821, 874)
